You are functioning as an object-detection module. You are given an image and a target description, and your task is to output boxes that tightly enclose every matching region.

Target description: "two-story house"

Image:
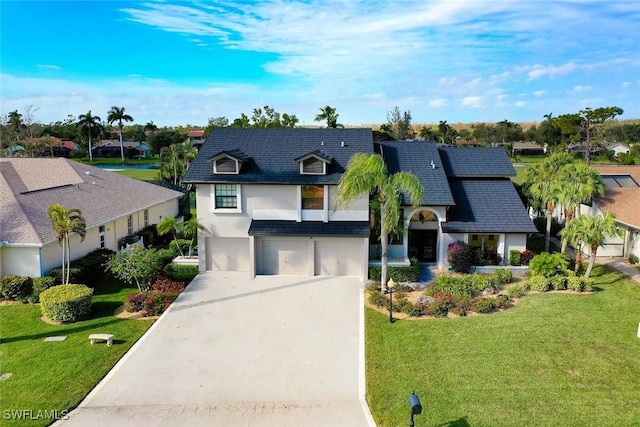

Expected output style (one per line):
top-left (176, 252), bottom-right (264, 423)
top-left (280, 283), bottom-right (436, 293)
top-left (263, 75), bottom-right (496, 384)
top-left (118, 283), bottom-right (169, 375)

top-left (184, 128), bottom-right (536, 280)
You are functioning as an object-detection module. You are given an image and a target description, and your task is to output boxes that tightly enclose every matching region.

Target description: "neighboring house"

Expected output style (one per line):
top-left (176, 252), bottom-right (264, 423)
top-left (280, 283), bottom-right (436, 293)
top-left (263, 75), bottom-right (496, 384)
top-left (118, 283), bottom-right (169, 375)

top-left (580, 166), bottom-right (640, 257)
top-left (512, 142), bottom-right (547, 155)
top-left (93, 140), bottom-right (147, 157)
top-left (184, 129), bottom-right (535, 279)
top-left (186, 130), bottom-right (206, 150)
top-left (600, 141), bottom-right (631, 158)
top-left (0, 158), bottom-right (184, 278)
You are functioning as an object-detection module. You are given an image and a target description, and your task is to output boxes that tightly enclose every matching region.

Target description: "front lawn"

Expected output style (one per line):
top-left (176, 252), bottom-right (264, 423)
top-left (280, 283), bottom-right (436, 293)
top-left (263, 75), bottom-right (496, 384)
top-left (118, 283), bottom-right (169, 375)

top-left (0, 278), bottom-right (155, 427)
top-left (366, 265), bottom-right (640, 426)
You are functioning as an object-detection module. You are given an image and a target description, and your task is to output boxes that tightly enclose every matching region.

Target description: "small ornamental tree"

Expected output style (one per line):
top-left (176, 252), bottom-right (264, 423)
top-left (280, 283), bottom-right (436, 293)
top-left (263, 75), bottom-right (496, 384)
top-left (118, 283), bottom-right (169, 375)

top-left (106, 246), bottom-right (163, 291)
top-left (447, 241), bottom-right (477, 273)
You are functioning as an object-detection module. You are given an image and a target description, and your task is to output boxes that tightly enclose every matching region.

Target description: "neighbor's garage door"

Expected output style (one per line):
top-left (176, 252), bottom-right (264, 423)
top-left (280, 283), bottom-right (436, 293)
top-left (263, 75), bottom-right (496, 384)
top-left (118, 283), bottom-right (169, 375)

top-left (314, 238), bottom-right (363, 277)
top-left (206, 237), bottom-right (250, 272)
top-left (259, 239), bottom-right (308, 275)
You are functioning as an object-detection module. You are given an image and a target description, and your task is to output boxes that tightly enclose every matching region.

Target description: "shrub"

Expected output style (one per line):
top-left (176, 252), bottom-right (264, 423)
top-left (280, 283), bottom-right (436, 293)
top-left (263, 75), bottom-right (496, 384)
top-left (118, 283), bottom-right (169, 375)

top-left (47, 267), bottom-right (83, 285)
top-left (368, 258), bottom-right (420, 282)
top-left (157, 246), bottom-right (181, 267)
top-left (567, 276), bottom-right (595, 292)
top-left (0, 275), bottom-right (33, 301)
top-left (151, 276), bottom-right (186, 295)
top-left (425, 291), bottom-right (456, 317)
top-left (629, 254), bottom-right (639, 265)
top-left (509, 250), bottom-right (522, 266)
top-left (31, 276), bottom-right (57, 302)
top-left (471, 297), bottom-right (497, 313)
top-left (528, 275), bottom-right (550, 292)
top-left (392, 298), bottom-right (413, 313)
top-left (125, 292), bottom-right (148, 312)
top-left (550, 275), bottom-right (567, 291)
top-left (507, 283), bottom-right (528, 298)
top-left (520, 249), bottom-right (536, 266)
top-left (494, 294), bottom-right (512, 309)
top-left (447, 242), bottom-right (478, 273)
top-left (426, 275), bottom-right (472, 297)
top-left (470, 274), bottom-right (500, 293)
top-left (492, 268), bottom-right (513, 285)
top-left (368, 289), bottom-right (387, 307)
top-left (403, 303), bottom-right (425, 317)
top-left (39, 284), bottom-right (93, 323)
top-left (453, 294), bottom-right (472, 315)
top-left (143, 292), bottom-right (175, 316)
top-left (164, 263), bottom-right (199, 282)
top-left (450, 306), bottom-right (467, 316)
top-left (528, 252), bottom-right (569, 277)
top-left (71, 249), bottom-right (114, 283)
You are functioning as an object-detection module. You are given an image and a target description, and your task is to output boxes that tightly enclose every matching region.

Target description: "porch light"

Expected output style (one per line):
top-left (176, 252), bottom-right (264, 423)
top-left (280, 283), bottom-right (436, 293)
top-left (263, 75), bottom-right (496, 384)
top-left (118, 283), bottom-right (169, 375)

top-left (387, 278), bottom-right (396, 324)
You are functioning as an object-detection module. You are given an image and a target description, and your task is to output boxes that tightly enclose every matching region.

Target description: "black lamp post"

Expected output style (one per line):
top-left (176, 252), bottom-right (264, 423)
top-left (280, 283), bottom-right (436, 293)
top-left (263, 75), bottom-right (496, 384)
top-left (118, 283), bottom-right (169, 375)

top-left (386, 278), bottom-right (395, 324)
top-left (409, 391), bottom-right (422, 427)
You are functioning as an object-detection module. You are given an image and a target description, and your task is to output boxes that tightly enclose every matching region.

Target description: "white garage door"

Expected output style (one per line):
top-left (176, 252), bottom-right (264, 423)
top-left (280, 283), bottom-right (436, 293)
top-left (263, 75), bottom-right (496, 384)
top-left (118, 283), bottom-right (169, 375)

top-left (259, 239), bottom-right (308, 275)
top-left (314, 238), bottom-right (363, 277)
top-left (206, 237), bottom-right (250, 272)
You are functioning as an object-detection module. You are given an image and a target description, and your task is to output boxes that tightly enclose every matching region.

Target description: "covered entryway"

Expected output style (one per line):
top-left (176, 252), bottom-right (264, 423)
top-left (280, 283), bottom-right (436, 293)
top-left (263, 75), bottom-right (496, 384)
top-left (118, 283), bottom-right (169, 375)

top-left (408, 230), bottom-right (438, 262)
top-left (205, 237), bottom-right (250, 271)
top-left (314, 238), bottom-right (363, 276)
top-left (258, 238), bottom-right (309, 275)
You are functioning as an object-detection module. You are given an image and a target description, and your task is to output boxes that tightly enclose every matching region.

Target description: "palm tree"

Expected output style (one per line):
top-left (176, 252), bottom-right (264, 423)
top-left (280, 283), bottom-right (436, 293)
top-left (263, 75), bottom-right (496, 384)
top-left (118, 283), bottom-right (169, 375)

top-left (47, 204), bottom-right (86, 284)
top-left (77, 111), bottom-right (104, 162)
top-left (336, 153), bottom-right (423, 287)
top-left (523, 153), bottom-right (572, 251)
top-left (559, 219), bottom-right (589, 273)
top-left (419, 126), bottom-right (437, 141)
top-left (561, 212), bottom-right (622, 277)
top-left (157, 216), bottom-right (184, 257)
top-left (107, 106), bottom-right (134, 162)
top-left (314, 106), bottom-right (342, 128)
top-left (181, 217), bottom-right (205, 257)
top-left (557, 163), bottom-right (605, 253)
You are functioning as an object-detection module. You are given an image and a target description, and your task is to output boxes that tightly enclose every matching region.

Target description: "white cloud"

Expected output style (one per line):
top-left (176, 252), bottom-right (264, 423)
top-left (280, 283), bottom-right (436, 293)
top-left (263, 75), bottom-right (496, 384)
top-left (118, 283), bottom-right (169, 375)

top-left (622, 81), bottom-right (631, 89)
top-left (461, 96), bottom-right (484, 108)
top-left (534, 90), bottom-right (547, 97)
top-left (527, 62), bottom-right (578, 80)
top-left (36, 64), bottom-right (61, 70)
top-left (571, 85), bottom-right (592, 93)
top-left (428, 98), bottom-right (449, 108)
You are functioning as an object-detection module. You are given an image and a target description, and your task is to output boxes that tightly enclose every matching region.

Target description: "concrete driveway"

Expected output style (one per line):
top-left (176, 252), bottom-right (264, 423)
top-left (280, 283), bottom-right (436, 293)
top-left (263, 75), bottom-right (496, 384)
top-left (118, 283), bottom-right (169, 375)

top-left (56, 272), bottom-right (374, 426)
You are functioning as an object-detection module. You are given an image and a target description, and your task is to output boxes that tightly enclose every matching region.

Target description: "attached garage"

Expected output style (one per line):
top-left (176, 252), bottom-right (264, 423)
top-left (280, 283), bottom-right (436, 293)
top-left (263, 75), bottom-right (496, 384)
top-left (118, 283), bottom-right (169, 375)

top-left (314, 238), bottom-right (362, 276)
top-left (259, 239), bottom-right (309, 275)
top-left (206, 237), bottom-right (250, 272)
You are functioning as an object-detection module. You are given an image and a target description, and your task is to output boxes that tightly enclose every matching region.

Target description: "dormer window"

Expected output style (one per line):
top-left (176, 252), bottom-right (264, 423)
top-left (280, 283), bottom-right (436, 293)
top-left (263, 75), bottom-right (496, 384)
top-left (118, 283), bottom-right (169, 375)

top-left (215, 156), bottom-right (238, 174)
top-left (295, 150), bottom-right (332, 175)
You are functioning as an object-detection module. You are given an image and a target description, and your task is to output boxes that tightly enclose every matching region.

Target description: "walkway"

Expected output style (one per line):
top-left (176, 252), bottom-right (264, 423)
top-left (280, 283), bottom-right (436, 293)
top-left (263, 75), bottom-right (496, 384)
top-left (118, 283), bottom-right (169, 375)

top-left (601, 257), bottom-right (640, 284)
top-left (56, 272), bottom-right (374, 426)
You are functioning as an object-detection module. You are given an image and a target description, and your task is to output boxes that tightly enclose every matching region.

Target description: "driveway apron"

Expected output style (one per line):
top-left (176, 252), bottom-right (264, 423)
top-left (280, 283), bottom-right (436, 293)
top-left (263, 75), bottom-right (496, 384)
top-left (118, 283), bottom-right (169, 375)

top-left (56, 272), bottom-right (373, 426)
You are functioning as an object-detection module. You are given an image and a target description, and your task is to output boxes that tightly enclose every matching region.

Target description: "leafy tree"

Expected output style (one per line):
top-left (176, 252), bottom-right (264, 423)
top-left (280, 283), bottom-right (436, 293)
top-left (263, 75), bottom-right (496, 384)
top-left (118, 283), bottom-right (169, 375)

top-left (158, 142), bottom-right (197, 186)
top-left (107, 106), bottom-right (134, 162)
top-left (47, 204), bottom-right (86, 284)
top-left (419, 126), bottom-right (437, 141)
top-left (314, 106), bottom-right (342, 128)
top-left (536, 113), bottom-right (562, 147)
top-left (8, 110), bottom-right (23, 145)
top-left (385, 107), bottom-right (413, 140)
top-left (147, 129), bottom-right (188, 154)
top-left (524, 153), bottom-right (573, 251)
top-left (106, 246), bottom-right (163, 291)
top-left (231, 113), bottom-right (251, 128)
top-left (42, 115), bottom-right (80, 141)
top-left (438, 120), bottom-right (458, 145)
top-left (579, 106), bottom-right (624, 165)
top-left (144, 121), bottom-right (158, 133)
top-left (77, 111), bottom-right (104, 162)
top-left (336, 153), bottom-right (423, 287)
top-left (204, 116), bottom-right (229, 136)
top-left (281, 113), bottom-right (299, 128)
top-left (561, 212), bottom-right (622, 278)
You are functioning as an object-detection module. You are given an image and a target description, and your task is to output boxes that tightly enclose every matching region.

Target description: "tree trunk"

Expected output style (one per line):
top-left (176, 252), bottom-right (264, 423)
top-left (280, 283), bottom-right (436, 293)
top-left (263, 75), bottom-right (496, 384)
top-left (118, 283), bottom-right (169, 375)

top-left (585, 119), bottom-right (591, 166)
top-left (545, 201), bottom-right (553, 252)
top-left (119, 125), bottom-right (125, 162)
top-left (380, 201), bottom-right (389, 292)
top-left (65, 236), bottom-right (70, 284)
top-left (88, 135), bottom-right (93, 162)
top-left (574, 250), bottom-right (582, 274)
top-left (561, 208), bottom-right (573, 254)
top-left (584, 244), bottom-right (597, 278)
top-left (61, 237), bottom-right (66, 285)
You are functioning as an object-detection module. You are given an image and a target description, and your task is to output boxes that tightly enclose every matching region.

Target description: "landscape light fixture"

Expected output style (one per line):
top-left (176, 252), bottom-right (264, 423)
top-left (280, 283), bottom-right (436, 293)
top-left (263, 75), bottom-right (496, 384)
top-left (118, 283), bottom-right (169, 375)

top-left (409, 391), bottom-right (422, 427)
top-left (386, 277), bottom-right (395, 323)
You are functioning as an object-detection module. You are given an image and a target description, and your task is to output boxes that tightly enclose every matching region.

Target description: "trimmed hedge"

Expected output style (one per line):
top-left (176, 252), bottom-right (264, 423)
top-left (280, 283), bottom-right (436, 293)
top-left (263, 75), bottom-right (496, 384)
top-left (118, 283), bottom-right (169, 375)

top-left (0, 275), bottom-right (33, 301)
top-left (509, 250), bottom-right (521, 266)
top-left (368, 258), bottom-right (420, 282)
top-left (31, 276), bottom-right (57, 302)
top-left (47, 267), bottom-right (83, 285)
top-left (164, 263), bottom-right (199, 282)
top-left (39, 284), bottom-right (93, 323)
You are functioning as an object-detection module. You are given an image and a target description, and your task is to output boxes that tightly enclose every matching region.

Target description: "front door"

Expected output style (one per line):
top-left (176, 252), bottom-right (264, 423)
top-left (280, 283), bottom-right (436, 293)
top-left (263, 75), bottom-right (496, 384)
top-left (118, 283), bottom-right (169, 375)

top-left (408, 230), bottom-right (437, 262)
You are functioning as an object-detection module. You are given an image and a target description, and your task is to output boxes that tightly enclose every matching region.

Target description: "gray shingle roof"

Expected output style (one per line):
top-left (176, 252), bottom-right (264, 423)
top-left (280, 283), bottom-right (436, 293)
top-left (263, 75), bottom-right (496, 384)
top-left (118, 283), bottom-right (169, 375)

top-left (375, 141), bottom-right (455, 206)
top-left (442, 179), bottom-right (537, 233)
top-left (438, 147), bottom-right (516, 177)
top-left (248, 220), bottom-right (370, 236)
top-left (183, 128), bottom-right (373, 185)
top-left (0, 158), bottom-right (184, 245)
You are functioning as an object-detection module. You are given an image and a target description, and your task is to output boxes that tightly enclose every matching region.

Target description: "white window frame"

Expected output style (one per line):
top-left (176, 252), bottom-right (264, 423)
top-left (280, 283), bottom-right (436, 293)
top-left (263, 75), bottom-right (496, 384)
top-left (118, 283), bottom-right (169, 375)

top-left (299, 157), bottom-right (327, 175)
top-left (213, 157), bottom-right (240, 174)
top-left (127, 215), bottom-right (133, 235)
top-left (143, 209), bottom-right (149, 227)
top-left (212, 184), bottom-right (242, 213)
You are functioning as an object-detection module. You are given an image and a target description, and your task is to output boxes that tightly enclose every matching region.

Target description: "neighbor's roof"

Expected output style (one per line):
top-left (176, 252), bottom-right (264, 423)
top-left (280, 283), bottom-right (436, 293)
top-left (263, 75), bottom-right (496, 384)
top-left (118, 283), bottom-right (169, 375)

top-left (184, 128), bottom-right (373, 185)
top-left (375, 141), bottom-right (455, 206)
top-left (438, 147), bottom-right (516, 177)
top-left (442, 179), bottom-right (537, 233)
top-left (0, 158), bottom-right (184, 245)
top-left (591, 165), bottom-right (640, 228)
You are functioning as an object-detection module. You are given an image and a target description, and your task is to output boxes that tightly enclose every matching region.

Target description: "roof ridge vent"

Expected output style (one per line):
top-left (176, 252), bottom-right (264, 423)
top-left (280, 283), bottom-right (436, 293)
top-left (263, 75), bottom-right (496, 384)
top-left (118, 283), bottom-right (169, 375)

top-left (341, 141), bottom-right (344, 147)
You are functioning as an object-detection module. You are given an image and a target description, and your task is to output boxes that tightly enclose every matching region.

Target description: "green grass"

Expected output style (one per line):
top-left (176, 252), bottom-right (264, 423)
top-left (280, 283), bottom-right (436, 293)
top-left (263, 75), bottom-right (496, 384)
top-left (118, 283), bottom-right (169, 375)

top-left (0, 278), bottom-right (154, 427)
top-left (366, 265), bottom-right (640, 427)
top-left (512, 165), bottom-right (528, 185)
top-left (114, 168), bottom-right (159, 180)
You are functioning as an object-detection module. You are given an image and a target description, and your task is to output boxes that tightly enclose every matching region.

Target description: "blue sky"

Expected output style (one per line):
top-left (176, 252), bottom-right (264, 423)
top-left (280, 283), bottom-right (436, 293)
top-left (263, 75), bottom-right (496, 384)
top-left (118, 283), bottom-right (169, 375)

top-left (1, 1), bottom-right (639, 127)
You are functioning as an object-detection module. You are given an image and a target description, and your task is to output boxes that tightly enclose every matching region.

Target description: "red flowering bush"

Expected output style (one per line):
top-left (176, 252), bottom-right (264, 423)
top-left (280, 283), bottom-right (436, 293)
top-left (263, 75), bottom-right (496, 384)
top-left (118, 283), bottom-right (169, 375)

top-left (520, 249), bottom-right (536, 266)
top-left (425, 291), bottom-right (456, 317)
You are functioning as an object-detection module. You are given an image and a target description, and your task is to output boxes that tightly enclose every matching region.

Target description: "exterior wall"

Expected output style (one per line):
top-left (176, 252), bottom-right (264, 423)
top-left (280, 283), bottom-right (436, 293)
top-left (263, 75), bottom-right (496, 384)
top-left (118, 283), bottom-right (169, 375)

top-left (504, 234), bottom-right (528, 262)
top-left (0, 246), bottom-right (41, 277)
top-left (328, 186), bottom-right (369, 221)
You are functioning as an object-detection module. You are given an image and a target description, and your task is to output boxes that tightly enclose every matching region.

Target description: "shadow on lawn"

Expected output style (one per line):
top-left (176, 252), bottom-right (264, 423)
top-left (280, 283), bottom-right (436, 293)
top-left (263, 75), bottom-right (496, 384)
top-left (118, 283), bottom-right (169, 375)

top-left (0, 318), bottom-right (123, 344)
top-left (437, 416), bottom-right (470, 427)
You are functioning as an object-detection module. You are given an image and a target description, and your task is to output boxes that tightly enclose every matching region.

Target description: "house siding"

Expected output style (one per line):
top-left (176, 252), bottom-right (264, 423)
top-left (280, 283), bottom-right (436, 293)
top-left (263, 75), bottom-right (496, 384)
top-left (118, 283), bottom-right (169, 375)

top-left (0, 246), bottom-right (41, 277)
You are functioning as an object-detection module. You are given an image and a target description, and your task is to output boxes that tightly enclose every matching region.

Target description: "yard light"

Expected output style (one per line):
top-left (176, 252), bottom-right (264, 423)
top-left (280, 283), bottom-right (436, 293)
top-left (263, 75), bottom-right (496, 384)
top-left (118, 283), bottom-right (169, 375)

top-left (409, 391), bottom-right (422, 427)
top-left (387, 278), bottom-right (396, 324)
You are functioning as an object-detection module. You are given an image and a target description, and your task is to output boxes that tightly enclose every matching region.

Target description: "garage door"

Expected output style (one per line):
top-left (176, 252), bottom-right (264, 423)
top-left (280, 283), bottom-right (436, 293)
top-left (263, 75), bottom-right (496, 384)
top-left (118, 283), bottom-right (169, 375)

top-left (314, 238), bottom-right (363, 277)
top-left (259, 239), bottom-right (308, 275)
top-left (206, 237), bottom-right (250, 271)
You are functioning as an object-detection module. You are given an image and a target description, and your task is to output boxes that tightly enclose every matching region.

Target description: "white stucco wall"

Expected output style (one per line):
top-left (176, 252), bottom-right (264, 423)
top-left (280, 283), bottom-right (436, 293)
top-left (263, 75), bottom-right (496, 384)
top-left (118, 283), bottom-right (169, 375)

top-left (505, 234), bottom-right (528, 262)
top-left (0, 246), bottom-right (41, 277)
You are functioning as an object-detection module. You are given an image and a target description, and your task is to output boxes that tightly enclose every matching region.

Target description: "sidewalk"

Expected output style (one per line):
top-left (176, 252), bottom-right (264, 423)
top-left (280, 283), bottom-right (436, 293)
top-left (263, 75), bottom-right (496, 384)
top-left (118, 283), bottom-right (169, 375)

top-left (601, 257), bottom-right (640, 284)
